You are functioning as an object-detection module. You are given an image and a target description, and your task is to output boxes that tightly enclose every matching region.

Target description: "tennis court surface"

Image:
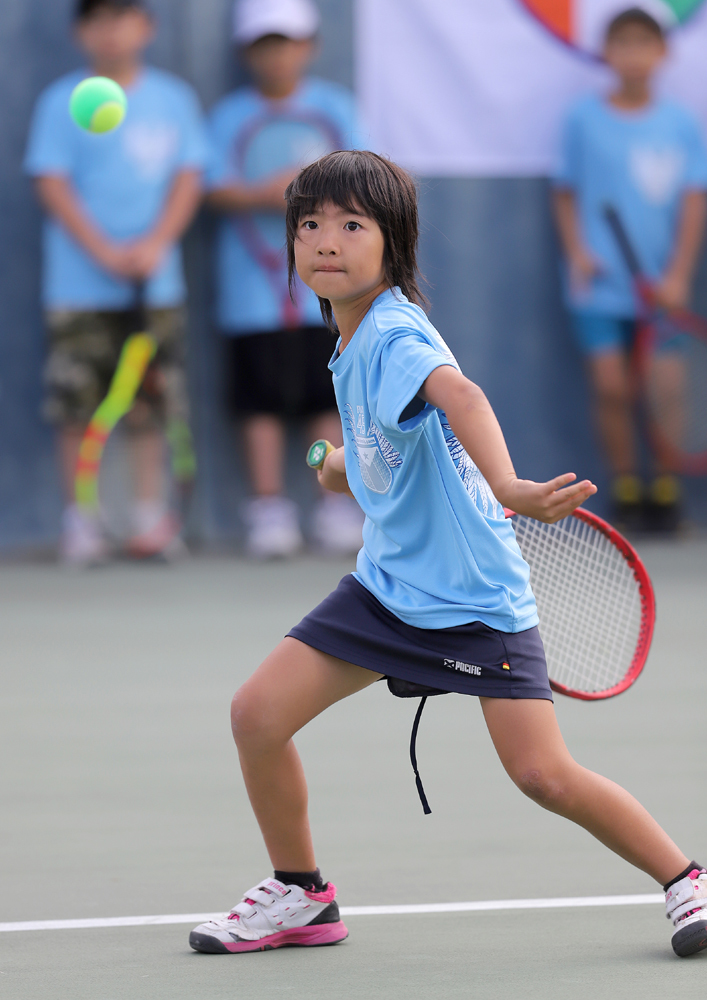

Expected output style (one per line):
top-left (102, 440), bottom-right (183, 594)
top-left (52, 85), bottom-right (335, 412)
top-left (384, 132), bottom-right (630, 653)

top-left (2, 543), bottom-right (706, 999)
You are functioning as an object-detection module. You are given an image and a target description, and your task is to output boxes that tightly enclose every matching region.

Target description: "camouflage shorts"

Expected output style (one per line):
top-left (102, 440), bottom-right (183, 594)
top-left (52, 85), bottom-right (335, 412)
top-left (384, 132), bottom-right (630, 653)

top-left (43, 307), bottom-right (189, 430)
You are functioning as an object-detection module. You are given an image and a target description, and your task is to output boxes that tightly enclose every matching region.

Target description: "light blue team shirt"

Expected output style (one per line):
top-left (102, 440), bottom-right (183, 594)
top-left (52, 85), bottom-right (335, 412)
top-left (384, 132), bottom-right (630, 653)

top-left (555, 95), bottom-right (707, 317)
top-left (207, 78), bottom-right (359, 334)
top-left (25, 68), bottom-right (208, 309)
top-left (330, 288), bottom-right (539, 632)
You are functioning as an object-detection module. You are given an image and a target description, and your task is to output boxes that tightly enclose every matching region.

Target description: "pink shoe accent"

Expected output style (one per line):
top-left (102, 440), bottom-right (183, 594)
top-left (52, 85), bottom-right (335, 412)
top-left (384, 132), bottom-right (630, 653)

top-left (304, 882), bottom-right (337, 904)
top-left (688, 870), bottom-right (706, 880)
top-left (222, 920), bottom-right (348, 953)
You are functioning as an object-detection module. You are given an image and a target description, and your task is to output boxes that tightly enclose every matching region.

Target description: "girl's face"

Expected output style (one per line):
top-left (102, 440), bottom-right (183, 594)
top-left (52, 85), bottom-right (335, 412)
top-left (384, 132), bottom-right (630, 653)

top-left (294, 202), bottom-right (387, 306)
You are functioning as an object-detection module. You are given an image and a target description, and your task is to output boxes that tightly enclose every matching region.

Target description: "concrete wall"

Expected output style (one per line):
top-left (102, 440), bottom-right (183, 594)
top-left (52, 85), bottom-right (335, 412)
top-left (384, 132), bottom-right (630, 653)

top-left (1, 0), bottom-right (704, 552)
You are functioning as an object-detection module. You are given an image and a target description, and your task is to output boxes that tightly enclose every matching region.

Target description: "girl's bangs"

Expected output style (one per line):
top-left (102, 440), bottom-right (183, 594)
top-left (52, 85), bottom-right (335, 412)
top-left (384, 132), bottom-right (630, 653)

top-left (290, 159), bottom-right (378, 221)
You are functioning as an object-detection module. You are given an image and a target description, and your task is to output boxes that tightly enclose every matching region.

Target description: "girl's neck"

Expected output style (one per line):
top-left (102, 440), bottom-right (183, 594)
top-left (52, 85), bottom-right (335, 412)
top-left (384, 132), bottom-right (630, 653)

top-left (91, 59), bottom-right (142, 90)
top-left (609, 79), bottom-right (652, 111)
top-left (333, 281), bottom-right (390, 350)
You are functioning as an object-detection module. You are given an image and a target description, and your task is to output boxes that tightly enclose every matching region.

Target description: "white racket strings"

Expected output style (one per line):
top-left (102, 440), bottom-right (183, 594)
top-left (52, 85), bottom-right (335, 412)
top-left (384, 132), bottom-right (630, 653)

top-left (513, 515), bottom-right (644, 693)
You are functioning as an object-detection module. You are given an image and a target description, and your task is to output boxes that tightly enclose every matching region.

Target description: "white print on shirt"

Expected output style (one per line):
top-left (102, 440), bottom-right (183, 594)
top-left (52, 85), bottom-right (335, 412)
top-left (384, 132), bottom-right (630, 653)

top-left (345, 403), bottom-right (402, 494)
top-left (441, 418), bottom-right (501, 518)
top-left (122, 122), bottom-right (180, 181)
top-left (629, 146), bottom-right (684, 206)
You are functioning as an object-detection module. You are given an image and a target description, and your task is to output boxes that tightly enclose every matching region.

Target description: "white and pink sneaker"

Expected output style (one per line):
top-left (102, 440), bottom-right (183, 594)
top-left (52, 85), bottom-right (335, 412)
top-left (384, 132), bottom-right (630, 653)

top-left (666, 868), bottom-right (707, 957)
top-left (189, 878), bottom-right (348, 954)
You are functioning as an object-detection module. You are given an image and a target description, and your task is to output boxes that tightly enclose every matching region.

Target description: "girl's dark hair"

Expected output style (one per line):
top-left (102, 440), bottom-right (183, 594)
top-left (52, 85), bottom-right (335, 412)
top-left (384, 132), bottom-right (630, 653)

top-left (605, 7), bottom-right (664, 42)
top-left (285, 150), bottom-right (427, 330)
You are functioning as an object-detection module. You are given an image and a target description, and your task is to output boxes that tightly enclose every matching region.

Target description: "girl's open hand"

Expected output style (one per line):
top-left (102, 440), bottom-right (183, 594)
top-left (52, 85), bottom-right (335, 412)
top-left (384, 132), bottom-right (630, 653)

top-left (501, 473), bottom-right (597, 524)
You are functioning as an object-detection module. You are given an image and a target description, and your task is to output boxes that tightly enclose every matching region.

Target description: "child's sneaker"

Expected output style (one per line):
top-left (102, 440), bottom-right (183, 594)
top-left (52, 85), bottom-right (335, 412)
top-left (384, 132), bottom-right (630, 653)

top-left (242, 496), bottom-right (304, 559)
top-left (666, 868), bottom-right (707, 957)
top-left (311, 493), bottom-right (364, 555)
top-left (59, 504), bottom-right (109, 567)
top-left (126, 511), bottom-right (185, 560)
top-left (189, 878), bottom-right (348, 953)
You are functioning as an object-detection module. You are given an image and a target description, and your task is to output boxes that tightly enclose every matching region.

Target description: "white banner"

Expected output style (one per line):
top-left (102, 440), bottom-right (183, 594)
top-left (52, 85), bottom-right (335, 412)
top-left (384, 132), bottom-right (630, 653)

top-left (355, 0), bottom-right (707, 176)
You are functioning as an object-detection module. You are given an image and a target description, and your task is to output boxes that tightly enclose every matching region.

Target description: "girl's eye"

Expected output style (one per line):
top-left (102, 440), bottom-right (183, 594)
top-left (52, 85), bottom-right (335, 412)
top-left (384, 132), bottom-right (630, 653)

top-left (344, 221), bottom-right (361, 232)
top-left (302, 220), bottom-right (318, 231)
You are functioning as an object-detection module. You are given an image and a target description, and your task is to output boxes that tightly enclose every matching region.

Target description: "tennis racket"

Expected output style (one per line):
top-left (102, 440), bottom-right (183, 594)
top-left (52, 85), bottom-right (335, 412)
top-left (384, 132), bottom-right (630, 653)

top-left (507, 508), bottom-right (655, 700)
top-left (75, 282), bottom-right (157, 512)
top-left (604, 204), bottom-right (707, 475)
top-left (234, 109), bottom-right (344, 327)
top-left (306, 438), bottom-right (337, 470)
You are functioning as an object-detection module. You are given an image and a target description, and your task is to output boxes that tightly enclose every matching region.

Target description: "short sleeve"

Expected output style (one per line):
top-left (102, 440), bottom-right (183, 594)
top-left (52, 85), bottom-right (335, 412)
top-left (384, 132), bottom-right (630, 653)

top-left (553, 104), bottom-right (582, 189)
top-left (24, 84), bottom-right (76, 177)
top-left (375, 331), bottom-right (454, 433)
top-left (174, 85), bottom-right (209, 171)
top-left (680, 113), bottom-right (707, 190)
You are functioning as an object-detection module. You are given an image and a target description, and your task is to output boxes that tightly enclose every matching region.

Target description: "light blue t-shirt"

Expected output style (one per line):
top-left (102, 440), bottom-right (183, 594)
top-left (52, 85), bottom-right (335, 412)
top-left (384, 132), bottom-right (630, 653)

top-left (555, 95), bottom-right (707, 317)
top-left (25, 68), bottom-right (209, 309)
top-left (207, 78), bottom-right (359, 334)
top-left (330, 288), bottom-right (538, 632)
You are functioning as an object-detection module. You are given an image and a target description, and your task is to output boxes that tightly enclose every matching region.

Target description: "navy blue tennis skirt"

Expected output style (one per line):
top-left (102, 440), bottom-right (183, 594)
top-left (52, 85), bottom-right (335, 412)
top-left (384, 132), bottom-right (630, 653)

top-left (287, 575), bottom-right (552, 701)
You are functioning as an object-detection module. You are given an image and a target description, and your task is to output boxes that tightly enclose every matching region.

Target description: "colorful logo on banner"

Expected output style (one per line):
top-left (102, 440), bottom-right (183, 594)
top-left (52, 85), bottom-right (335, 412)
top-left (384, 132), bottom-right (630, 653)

top-left (520, 0), bottom-right (705, 55)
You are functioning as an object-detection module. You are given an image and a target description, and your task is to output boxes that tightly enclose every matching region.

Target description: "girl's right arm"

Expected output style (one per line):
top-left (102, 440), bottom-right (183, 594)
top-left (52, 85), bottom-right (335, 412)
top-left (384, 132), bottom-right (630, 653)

top-left (421, 365), bottom-right (596, 524)
top-left (319, 447), bottom-right (354, 498)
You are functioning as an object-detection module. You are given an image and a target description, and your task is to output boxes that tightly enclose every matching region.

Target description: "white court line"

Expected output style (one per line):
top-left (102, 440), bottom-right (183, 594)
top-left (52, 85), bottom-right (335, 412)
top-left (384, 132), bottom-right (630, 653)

top-left (0, 893), bottom-right (664, 933)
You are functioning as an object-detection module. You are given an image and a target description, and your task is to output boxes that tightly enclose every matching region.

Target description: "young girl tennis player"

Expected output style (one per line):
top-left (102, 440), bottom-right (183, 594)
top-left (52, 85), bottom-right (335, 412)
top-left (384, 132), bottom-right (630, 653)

top-left (190, 151), bottom-right (707, 959)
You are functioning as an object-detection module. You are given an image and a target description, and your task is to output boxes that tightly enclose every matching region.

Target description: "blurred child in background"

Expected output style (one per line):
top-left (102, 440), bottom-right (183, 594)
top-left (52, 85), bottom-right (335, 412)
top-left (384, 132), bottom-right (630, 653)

top-left (553, 7), bottom-right (707, 532)
top-left (207, 0), bottom-right (364, 558)
top-left (25, 0), bottom-right (207, 564)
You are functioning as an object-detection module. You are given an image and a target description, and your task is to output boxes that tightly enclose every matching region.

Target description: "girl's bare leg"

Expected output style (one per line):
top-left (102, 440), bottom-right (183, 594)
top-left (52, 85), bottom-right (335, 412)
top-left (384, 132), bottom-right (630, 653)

top-left (481, 697), bottom-right (687, 885)
top-left (231, 637), bottom-right (382, 871)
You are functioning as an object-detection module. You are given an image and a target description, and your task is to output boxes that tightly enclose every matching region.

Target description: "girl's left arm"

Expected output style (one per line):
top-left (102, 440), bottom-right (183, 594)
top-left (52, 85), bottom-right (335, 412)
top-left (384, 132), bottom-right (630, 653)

top-left (420, 365), bottom-right (596, 524)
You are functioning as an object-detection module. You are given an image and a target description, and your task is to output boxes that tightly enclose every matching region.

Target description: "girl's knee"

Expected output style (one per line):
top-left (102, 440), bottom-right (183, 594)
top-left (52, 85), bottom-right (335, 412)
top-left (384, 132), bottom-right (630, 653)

top-left (510, 757), bottom-right (582, 812)
top-left (230, 686), bottom-right (286, 751)
top-left (515, 768), bottom-right (567, 808)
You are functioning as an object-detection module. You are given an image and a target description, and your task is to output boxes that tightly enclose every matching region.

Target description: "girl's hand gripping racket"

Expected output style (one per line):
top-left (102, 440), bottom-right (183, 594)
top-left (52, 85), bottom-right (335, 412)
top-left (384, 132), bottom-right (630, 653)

top-left (306, 439), bottom-right (337, 471)
top-left (507, 507), bottom-right (655, 699)
top-left (604, 204), bottom-right (707, 475)
top-left (75, 282), bottom-right (157, 512)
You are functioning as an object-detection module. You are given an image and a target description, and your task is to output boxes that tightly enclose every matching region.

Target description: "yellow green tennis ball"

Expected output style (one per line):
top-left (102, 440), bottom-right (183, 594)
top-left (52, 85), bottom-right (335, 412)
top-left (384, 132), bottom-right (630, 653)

top-left (69, 77), bottom-right (127, 134)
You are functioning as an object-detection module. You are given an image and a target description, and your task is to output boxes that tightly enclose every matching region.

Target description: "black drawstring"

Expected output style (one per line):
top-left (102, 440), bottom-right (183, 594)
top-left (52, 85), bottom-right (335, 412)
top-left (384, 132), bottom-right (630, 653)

top-left (410, 696), bottom-right (431, 815)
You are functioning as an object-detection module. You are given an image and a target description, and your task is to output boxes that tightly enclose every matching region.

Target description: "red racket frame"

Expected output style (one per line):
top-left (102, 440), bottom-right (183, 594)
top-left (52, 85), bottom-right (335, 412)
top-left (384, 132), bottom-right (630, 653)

top-left (632, 287), bottom-right (707, 476)
top-left (506, 507), bottom-right (656, 700)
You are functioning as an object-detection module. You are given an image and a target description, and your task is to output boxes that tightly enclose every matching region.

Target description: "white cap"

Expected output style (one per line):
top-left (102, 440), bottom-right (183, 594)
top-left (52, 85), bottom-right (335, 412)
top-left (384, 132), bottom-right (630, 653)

top-left (233, 0), bottom-right (320, 45)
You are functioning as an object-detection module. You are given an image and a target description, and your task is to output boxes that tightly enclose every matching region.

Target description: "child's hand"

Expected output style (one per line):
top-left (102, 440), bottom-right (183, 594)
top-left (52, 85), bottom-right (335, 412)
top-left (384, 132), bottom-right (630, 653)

top-left (318, 447), bottom-right (353, 496)
top-left (501, 474), bottom-right (597, 524)
top-left (122, 235), bottom-right (168, 279)
top-left (654, 268), bottom-right (689, 311)
top-left (255, 169), bottom-right (300, 212)
top-left (569, 248), bottom-right (601, 296)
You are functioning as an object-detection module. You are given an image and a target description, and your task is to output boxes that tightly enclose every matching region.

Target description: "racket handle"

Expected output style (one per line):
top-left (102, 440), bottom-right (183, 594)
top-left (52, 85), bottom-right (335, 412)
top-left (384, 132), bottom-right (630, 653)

top-left (306, 439), bottom-right (336, 470)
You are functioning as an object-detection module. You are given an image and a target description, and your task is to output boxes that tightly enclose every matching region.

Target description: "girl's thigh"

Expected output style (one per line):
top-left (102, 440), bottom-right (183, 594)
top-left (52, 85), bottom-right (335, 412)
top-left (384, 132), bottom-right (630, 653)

top-left (479, 697), bottom-right (574, 782)
top-left (232, 637), bottom-right (383, 743)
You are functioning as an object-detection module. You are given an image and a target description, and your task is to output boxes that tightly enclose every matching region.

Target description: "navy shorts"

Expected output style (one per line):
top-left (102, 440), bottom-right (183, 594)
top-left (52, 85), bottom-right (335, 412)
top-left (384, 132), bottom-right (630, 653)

top-left (287, 575), bottom-right (553, 701)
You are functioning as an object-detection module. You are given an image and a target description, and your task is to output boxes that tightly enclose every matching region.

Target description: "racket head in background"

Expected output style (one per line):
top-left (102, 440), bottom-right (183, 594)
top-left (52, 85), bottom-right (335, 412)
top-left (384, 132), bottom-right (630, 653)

top-left (508, 508), bottom-right (655, 700)
top-left (235, 111), bottom-right (343, 252)
top-left (635, 307), bottom-right (707, 475)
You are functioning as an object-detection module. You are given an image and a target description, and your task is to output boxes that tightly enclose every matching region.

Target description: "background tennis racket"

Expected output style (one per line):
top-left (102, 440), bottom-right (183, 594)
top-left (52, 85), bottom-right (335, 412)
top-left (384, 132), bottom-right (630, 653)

top-left (75, 282), bottom-right (156, 512)
top-left (234, 110), bottom-right (344, 327)
top-left (604, 204), bottom-right (707, 475)
top-left (307, 439), bottom-right (655, 701)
